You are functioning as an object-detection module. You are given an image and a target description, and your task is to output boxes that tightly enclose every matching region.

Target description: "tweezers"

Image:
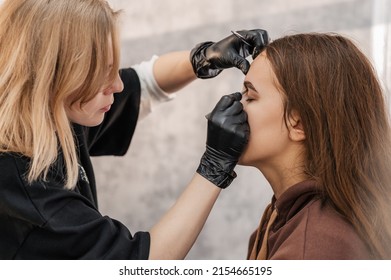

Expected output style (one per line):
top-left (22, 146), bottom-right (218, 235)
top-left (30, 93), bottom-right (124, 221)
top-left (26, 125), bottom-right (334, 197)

top-left (231, 30), bottom-right (253, 47)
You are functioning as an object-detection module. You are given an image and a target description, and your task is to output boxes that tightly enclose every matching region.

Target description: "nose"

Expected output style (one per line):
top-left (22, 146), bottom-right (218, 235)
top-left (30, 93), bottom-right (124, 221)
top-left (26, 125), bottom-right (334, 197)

top-left (240, 89), bottom-right (247, 107)
top-left (104, 72), bottom-right (124, 95)
top-left (112, 72), bottom-right (124, 93)
top-left (240, 95), bottom-right (246, 107)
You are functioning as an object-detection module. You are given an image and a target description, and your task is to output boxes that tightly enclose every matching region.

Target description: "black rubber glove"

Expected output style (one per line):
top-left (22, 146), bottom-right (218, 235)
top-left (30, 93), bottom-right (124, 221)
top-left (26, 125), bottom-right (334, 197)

top-left (190, 29), bottom-right (269, 79)
top-left (197, 92), bottom-right (250, 189)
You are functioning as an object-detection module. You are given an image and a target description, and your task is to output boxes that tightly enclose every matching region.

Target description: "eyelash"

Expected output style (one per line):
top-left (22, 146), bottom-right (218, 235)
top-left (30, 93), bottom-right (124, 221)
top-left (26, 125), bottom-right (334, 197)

top-left (242, 88), bottom-right (254, 102)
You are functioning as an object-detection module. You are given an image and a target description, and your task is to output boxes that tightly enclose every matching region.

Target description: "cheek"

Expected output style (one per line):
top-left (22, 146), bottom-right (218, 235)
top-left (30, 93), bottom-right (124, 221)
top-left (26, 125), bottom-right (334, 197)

top-left (65, 97), bottom-right (103, 126)
top-left (65, 102), bottom-right (81, 122)
top-left (80, 99), bottom-right (100, 113)
top-left (240, 104), bottom-right (288, 165)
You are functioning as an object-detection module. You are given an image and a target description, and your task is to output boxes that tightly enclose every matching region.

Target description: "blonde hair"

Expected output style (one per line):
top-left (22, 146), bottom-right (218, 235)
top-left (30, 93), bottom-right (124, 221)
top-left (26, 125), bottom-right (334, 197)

top-left (0, 0), bottom-right (121, 189)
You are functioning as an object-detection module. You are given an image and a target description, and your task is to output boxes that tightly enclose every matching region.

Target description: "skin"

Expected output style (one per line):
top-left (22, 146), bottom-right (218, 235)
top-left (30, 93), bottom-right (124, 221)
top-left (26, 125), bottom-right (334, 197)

top-left (65, 38), bottom-right (124, 127)
top-left (153, 50), bottom-right (196, 93)
top-left (239, 52), bottom-right (307, 198)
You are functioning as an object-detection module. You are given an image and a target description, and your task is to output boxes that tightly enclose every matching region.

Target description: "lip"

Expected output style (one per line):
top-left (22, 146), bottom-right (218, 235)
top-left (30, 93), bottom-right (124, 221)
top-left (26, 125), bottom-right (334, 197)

top-left (100, 104), bottom-right (112, 112)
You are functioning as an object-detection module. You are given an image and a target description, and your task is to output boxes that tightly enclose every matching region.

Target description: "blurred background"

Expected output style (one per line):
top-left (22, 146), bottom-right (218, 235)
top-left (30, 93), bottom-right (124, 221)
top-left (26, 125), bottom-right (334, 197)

top-left (1, 0), bottom-right (389, 259)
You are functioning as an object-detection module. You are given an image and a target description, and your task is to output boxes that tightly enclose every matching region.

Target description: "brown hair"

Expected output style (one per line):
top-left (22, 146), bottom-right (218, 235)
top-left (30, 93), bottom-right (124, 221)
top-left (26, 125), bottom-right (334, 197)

top-left (0, 0), bottom-right (121, 188)
top-left (266, 33), bottom-right (391, 259)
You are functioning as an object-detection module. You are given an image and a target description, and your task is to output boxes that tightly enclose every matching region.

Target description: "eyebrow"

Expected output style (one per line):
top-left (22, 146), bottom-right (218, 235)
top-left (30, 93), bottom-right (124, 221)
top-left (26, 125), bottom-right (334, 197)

top-left (243, 81), bottom-right (258, 92)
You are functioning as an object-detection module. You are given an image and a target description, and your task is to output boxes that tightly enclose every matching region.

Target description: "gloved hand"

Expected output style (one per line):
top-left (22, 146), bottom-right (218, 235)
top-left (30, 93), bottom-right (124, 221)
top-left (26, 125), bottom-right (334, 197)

top-left (190, 29), bottom-right (269, 79)
top-left (197, 92), bottom-right (250, 188)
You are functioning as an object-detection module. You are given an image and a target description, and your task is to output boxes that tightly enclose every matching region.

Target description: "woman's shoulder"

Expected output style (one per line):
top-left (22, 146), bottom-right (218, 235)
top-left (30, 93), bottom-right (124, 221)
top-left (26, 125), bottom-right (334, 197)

top-left (303, 199), bottom-right (372, 259)
top-left (305, 199), bottom-right (359, 236)
top-left (0, 153), bottom-right (47, 224)
top-left (0, 152), bottom-right (91, 225)
top-left (0, 152), bottom-right (30, 184)
top-left (269, 197), bottom-right (372, 259)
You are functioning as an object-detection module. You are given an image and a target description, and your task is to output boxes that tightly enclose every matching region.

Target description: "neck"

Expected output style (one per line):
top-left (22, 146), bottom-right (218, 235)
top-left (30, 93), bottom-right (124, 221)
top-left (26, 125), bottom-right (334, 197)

top-left (256, 154), bottom-right (308, 199)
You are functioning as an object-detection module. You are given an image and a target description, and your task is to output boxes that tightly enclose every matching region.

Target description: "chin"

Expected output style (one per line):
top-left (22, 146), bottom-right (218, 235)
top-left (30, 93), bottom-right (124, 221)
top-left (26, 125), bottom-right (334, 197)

top-left (238, 147), bottom-right (251, 166)
top-left (78, 117), bottom-right (104, 127)
top-left (87, 120), bottom-right (104, 127)
top-left (238, 156), bottom-right (250, 166)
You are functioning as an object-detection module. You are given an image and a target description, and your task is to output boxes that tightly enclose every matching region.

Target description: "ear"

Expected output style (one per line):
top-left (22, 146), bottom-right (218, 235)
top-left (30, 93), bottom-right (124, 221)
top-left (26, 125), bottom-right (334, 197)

top-left (288, 111), bottom-right (306, 142)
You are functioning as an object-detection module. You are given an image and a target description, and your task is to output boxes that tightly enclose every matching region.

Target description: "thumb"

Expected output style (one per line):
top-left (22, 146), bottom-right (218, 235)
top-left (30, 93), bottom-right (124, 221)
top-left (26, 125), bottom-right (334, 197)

top-left (234, 56), bottom-right (250, 75)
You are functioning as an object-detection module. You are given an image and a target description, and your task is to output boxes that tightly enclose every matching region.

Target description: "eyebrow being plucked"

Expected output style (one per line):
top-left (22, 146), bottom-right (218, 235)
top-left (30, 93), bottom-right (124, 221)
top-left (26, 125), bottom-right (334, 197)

top-left (243, 81), bottom-right (258, 92)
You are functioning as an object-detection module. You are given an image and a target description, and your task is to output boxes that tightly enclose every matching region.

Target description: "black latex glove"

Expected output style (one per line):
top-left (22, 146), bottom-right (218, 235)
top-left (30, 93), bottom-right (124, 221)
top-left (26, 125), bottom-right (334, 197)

top-left (190, 29), bottom-right (269, 79)
top-left (197, 92), bottom-right (250, 188)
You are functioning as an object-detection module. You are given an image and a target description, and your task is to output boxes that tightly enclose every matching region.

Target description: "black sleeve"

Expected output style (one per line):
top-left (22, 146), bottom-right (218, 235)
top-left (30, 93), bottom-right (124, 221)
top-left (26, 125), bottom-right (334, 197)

top-left (85, 68), bottom-right (141, 156)
top-left (17, 196), bottom-right (150, 260)
top-left (0, 155), bottom-right (150, 260)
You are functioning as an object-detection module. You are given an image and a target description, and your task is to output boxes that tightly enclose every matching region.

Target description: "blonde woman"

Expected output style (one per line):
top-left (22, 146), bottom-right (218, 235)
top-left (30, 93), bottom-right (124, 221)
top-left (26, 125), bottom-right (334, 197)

top-left (0, 0), bottom-right (268, 259)
top-left (239, 33), bottom-right (391, 259)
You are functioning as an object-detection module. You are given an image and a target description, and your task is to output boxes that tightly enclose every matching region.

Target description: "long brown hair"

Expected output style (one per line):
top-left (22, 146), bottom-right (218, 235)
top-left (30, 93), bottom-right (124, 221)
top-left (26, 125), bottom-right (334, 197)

top-left (0, 0), bottom-right (121, 189)
top-left (266, 33), bottom-right (391, 259)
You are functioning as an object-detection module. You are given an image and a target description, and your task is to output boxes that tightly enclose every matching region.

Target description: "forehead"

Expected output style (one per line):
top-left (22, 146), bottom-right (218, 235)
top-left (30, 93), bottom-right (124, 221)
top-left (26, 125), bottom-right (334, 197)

top-left (245, 52), bottom-right (275, 85)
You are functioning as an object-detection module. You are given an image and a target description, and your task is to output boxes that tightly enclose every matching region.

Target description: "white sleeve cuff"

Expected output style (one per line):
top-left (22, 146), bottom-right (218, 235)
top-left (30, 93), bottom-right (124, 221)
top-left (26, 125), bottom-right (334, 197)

top-left (132, 55), bottom-right (176, 120)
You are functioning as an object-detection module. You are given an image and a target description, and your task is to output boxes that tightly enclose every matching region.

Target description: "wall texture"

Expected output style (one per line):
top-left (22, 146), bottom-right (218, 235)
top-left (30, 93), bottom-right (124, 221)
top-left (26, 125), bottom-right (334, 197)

top-left (90, 0), bottom-right (390, 259)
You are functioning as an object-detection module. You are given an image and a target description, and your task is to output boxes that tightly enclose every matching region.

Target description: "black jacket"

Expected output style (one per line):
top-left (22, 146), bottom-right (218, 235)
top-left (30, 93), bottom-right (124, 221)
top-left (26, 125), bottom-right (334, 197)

top-left (0, 68), bottom-right (150, 259)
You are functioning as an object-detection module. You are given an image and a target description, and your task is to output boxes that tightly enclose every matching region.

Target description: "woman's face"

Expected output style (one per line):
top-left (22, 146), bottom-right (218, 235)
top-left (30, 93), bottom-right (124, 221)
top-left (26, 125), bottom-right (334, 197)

top-left (238, 53), bottom-right (292, 169)
top-left (65, 38), bottom-right (124, 127)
